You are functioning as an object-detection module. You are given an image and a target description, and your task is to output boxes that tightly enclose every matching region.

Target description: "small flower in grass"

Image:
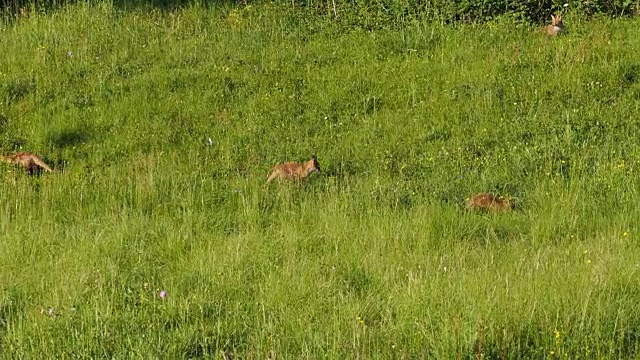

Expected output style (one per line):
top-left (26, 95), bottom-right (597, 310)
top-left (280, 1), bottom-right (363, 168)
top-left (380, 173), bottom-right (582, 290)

top-left (67, 50), bottom-right (74, 58)
top-left (563, 3), bottom-right (569, 7)
top-left (159, 290), bottom-right (167, 299)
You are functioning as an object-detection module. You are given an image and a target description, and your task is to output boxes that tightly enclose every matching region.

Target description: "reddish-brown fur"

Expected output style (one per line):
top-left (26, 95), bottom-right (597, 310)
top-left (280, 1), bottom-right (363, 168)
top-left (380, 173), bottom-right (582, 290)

top-left (267, 156), bottom-right (321, 183)
top-left (545, 15), bottom-right (564, 36)
top-left (0, 152), bottom-right (54, 175)
top-left (466, 192), bottom-right (513, 212)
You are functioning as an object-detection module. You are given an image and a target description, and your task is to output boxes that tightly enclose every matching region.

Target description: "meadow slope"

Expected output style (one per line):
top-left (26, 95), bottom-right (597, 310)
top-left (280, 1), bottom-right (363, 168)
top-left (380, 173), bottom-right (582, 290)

top-left (1, 3), bottom-right (640, 358)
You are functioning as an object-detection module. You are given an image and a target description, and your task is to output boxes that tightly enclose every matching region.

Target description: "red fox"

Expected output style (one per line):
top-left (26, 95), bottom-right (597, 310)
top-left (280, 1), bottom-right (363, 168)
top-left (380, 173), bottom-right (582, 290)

top-left (545, 14), bottom-right (564, 36)
top-left (466, 192), bottom-right (513, 212)
top-left (0, 152), bottom-right (55, 175)
top-left (267, 155), bottom-right (321, 183)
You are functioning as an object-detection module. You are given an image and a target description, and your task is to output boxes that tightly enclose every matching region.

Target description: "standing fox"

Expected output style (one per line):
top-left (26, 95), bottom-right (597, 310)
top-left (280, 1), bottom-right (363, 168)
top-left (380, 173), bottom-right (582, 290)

top-left (545, 14), bottom-right (564, 36)
top-left (466, 192), bottom-right (513, 212)
top-left (0, 152), bottom-right (55, 175)
top-left (267, 155), bottom-right (321, 183)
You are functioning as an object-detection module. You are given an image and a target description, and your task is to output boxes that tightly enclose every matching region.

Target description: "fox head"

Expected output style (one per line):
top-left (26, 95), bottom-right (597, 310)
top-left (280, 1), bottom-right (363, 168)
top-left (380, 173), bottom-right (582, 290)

top-left (500, 197), bottom-right (514, 211)
top-left (305, 155), bottom-right (321, 174)
top-left (551, 14), bottom-right (563, 27)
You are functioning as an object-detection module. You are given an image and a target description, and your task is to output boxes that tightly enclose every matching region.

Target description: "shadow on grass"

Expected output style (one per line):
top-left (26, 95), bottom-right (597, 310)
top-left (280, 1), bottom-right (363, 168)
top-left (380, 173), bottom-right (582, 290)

top-left (47, 125), bottom-right (93, 149)
top-left (3, 79), bottom-right (35, 104)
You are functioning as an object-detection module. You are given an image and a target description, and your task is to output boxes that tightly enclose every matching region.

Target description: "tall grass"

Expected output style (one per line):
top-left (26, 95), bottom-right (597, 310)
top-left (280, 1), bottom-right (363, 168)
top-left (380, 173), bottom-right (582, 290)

top-left (1, 3), bottom-right (639, 357)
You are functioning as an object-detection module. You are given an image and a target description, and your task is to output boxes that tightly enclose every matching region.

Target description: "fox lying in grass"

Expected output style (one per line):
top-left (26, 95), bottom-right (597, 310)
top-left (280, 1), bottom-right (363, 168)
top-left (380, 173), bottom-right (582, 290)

top-left (0, 152), bottom-right (55, 175)
top-left (545, 14), bottom-right (564, 36)
top-left (267, 155), bottom-right (321, 183)
top-left (466, 192), bottom-right (513, 212)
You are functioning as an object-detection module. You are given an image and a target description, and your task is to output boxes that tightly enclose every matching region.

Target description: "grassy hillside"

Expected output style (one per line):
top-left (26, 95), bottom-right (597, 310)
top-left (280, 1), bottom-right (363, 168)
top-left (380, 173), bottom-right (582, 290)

top-left (1, 3), bottom-right (640, 358)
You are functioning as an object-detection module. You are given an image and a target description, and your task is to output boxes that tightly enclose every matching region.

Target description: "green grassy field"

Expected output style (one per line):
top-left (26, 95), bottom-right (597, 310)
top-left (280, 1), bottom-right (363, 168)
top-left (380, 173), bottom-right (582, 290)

top-left (1, 2), bottom-right (640, 358)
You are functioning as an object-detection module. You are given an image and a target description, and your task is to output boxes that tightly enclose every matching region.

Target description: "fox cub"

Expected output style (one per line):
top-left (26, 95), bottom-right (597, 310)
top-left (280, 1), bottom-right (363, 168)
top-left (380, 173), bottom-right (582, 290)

top-left (545, 14), bottom-right (564, 36)
top-left (267, 155), bottom-right (321, 183)
top-left (466, 192), bottom-right (513, 212)
top-left (0, 152), bottom-right (55, 175)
